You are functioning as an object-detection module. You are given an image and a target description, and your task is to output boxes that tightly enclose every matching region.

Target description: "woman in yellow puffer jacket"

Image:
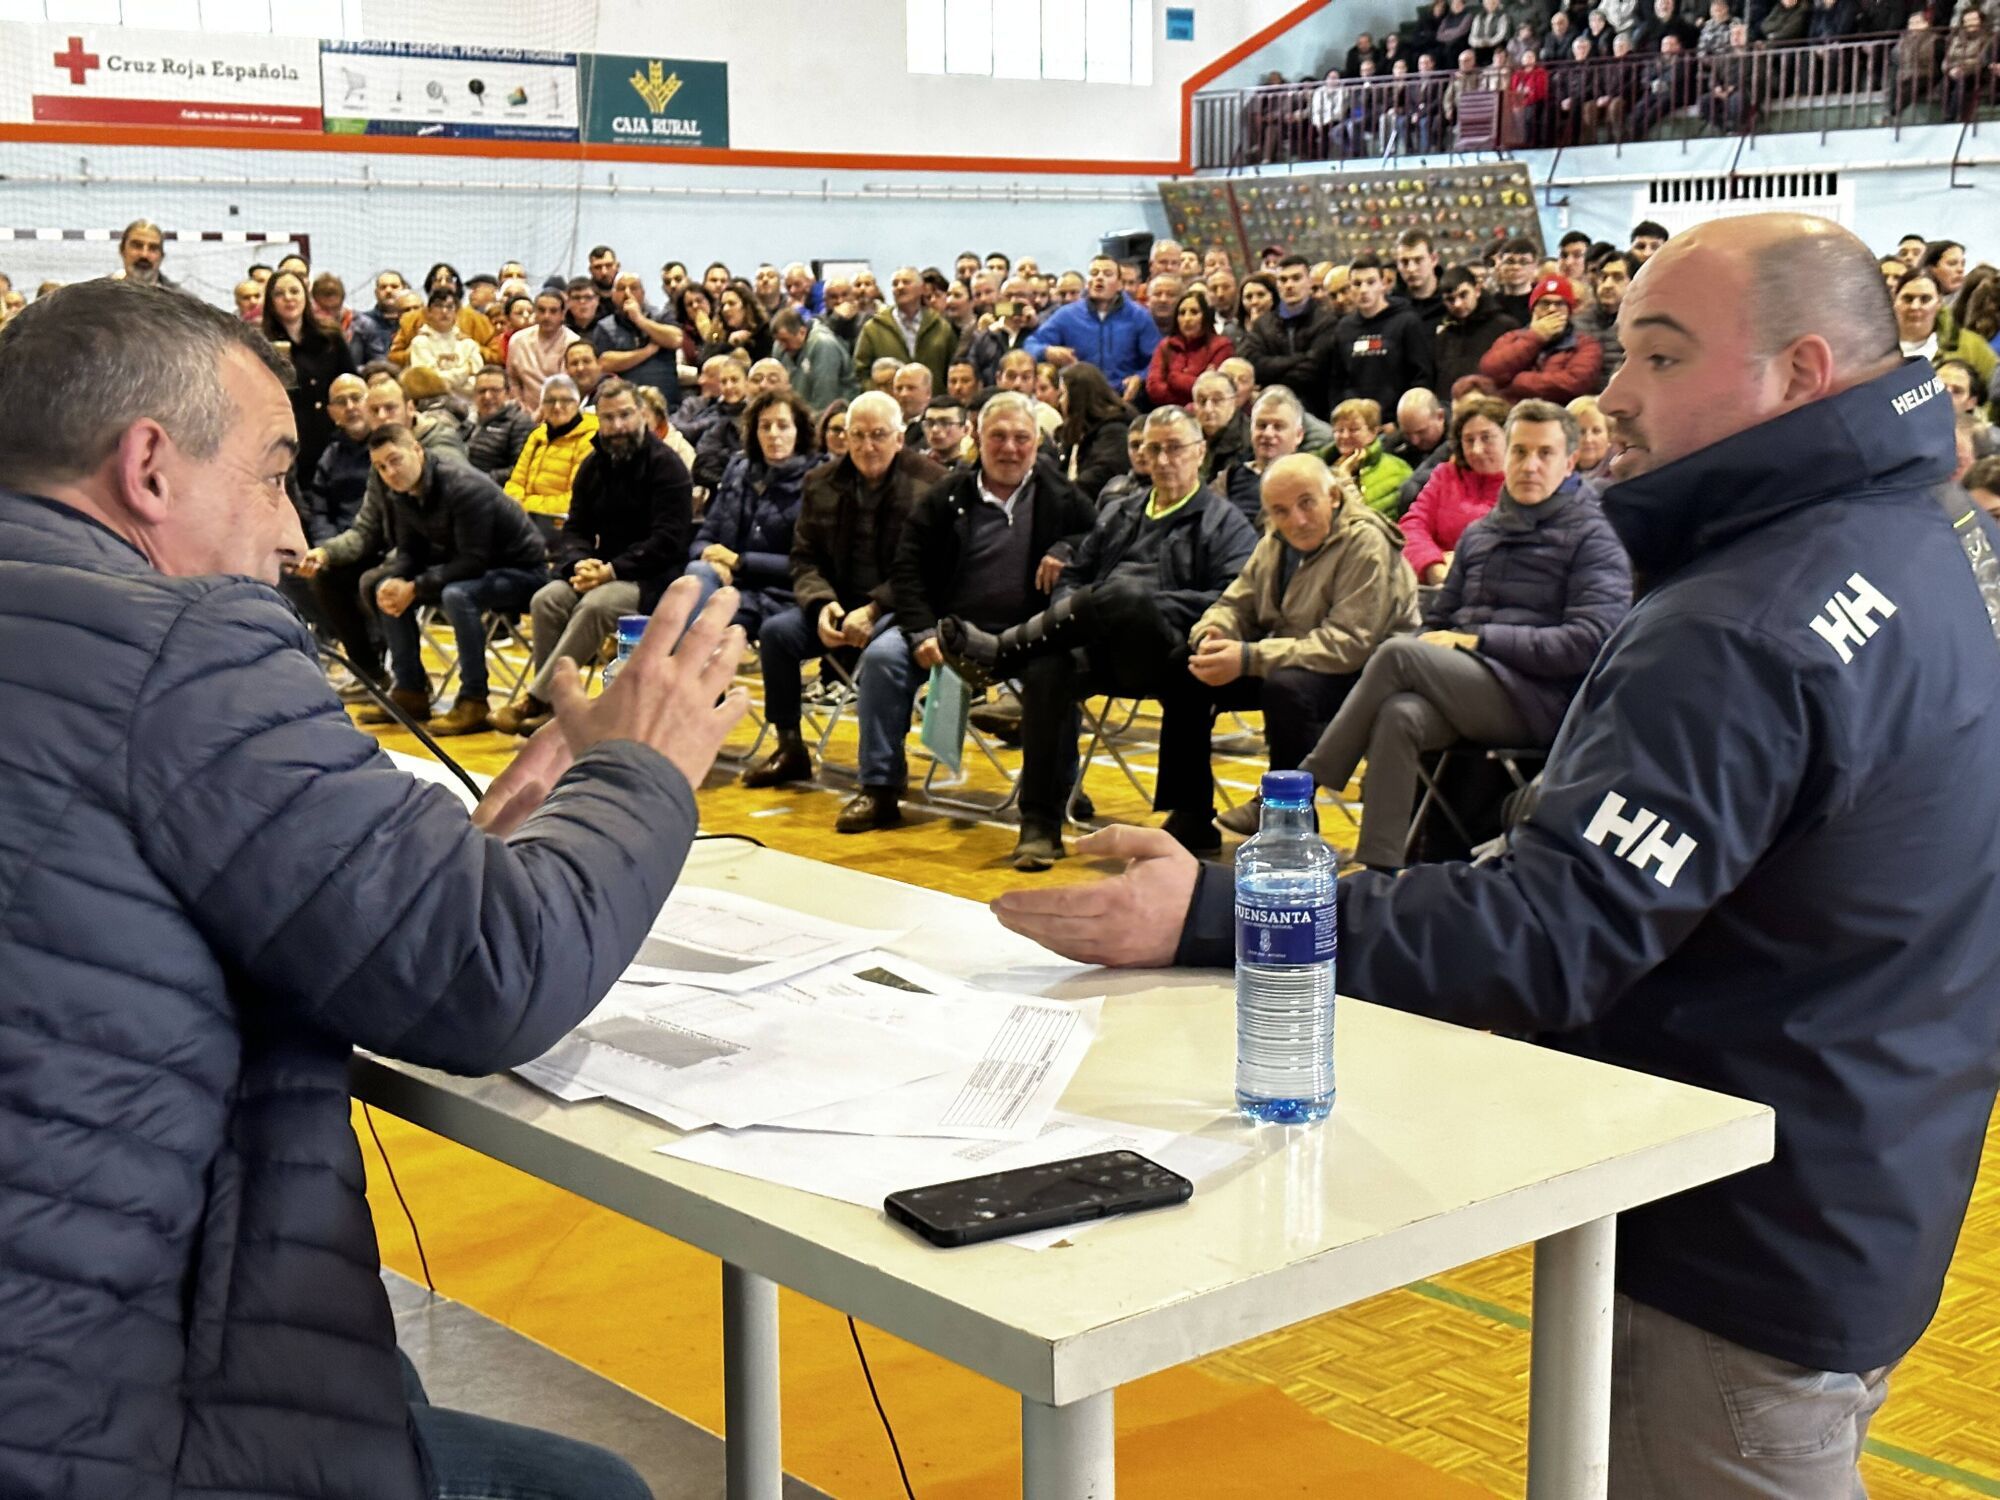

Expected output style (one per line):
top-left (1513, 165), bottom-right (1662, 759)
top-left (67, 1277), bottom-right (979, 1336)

top-left (505, 375), bottom-right (598, 536)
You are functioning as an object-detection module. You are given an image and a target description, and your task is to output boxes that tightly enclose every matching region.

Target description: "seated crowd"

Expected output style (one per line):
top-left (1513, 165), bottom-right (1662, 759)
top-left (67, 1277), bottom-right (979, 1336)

top-left (1239, 0), bottom-right (2000, 157)
top-left (35, 217), bottom-right (1997, 873)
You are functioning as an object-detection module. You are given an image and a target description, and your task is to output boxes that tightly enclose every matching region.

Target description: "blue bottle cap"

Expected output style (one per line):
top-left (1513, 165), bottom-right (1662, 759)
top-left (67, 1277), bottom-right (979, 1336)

top-left (1261, 769), bottom-right (1314, 806)
top-left (615, 614), bottom-right (649, 645)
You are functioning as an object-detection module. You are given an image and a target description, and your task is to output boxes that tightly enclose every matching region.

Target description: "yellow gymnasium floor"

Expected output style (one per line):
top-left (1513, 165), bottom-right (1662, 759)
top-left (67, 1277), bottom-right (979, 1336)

top-left (351, 666), bottom-right (2000, 1497)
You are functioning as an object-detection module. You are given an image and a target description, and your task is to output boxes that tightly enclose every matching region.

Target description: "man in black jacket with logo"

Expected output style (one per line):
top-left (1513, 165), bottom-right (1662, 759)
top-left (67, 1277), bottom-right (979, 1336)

top-left (494, 378), bottom-right (693, 735)
top-left (890, 392), bottom-right (1096, 869)
top-left (993, 214), bottom-right (2000, 1500)
top-left (940, 404), bottom-right (1258, 866)
top-left (366, 425), bottom-right (548, 735)
top-left (1330, 252), bottom-right (1436, 414)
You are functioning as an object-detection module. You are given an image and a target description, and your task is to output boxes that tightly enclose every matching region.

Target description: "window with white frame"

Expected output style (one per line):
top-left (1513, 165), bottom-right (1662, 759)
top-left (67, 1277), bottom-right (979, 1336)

top-left (907, 0), bottom-right (1154, 85)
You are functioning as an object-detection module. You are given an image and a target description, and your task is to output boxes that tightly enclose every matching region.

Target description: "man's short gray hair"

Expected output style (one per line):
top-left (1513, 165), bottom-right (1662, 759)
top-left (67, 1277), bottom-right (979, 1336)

top-left (1252, 385), bottom-right (1306, 426)
top-left (847, 390), bottom-right (903, 433)
top-left (0, 279), bottom-right (288, 490)
top-left (979, 390), bottom-right (1038, 431)
top-left (896, 362), bottom-right (933, 387)
top-left (1143, 405), bottom-right (1202, 442)
top-left (1504, 398), bottom-right (1581, 454)
top-left (540, 375), bottom-right (581, 403)
top-left (1193, 371), bottom-right (1236, 399)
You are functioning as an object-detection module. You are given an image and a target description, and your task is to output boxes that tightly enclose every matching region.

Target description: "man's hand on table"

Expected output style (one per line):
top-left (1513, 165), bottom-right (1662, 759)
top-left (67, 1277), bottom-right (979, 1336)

top-left (990, 825), bottom-right (1198, 968)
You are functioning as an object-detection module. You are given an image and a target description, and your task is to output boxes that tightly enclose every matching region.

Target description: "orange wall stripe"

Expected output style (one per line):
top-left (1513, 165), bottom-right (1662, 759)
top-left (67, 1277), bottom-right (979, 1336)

top-left (0, 121), bottom-right (1178, 177)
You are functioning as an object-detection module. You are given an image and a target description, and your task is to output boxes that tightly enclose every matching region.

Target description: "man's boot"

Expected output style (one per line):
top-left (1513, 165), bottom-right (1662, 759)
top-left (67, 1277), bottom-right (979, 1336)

top-left (940, 589), bottom-right (1092, 689)
top-left (428, 696), bottom-right (492, 737)
top-left (835, 785), bottom-right (903, 833)
top-left (354, 687), bottom-right (433, 727)
top-left (741, 729), bottom-right (811, 788)
top-left (1012, 819), bottom-right (1066, 872)
top-left (491, 694), bottom-right (552, 736)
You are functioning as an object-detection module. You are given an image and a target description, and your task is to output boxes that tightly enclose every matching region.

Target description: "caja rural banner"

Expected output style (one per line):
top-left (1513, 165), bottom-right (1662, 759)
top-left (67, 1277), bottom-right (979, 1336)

top-left (580, 53), bottom-right (729, 148)
top-left (26, 25), bottom-right (322, 131)
top-left (320, 41), bottom-right (581, 142)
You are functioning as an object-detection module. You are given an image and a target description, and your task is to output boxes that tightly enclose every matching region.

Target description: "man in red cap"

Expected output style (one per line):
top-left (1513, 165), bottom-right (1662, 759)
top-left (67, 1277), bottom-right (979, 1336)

top-left (1477, 272), bottom-right (1605, 402)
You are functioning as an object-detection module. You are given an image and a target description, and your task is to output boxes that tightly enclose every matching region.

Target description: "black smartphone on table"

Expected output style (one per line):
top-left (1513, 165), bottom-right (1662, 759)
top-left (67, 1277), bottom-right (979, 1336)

top-left (884, 1150), bottom-right (1193, 1248)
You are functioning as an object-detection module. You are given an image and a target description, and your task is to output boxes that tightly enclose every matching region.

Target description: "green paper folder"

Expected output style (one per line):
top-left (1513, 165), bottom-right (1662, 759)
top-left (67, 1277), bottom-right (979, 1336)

top-left (921, 665), bottom-right (972, 776)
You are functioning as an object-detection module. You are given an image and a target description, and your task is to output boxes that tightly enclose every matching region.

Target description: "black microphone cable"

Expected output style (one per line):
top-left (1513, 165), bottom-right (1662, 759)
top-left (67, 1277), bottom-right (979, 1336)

top-left (317, 643), bottom-right (765, 850)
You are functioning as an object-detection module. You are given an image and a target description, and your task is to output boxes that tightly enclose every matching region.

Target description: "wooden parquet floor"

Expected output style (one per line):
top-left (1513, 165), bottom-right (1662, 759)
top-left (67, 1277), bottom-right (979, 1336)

top-left (358, 646), bottom-right (2000, 1497)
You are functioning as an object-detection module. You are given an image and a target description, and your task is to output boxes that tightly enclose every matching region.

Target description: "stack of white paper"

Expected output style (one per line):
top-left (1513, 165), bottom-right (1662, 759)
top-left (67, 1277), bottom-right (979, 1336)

top-left (511, 890), bottom-right (1242, 1247)
top-left (518, 980), bottom-right (966, 1130)
top-left (514, 896), bottom-right (1103, 1147)
top-left (624, 886), bottom-right (897, 992)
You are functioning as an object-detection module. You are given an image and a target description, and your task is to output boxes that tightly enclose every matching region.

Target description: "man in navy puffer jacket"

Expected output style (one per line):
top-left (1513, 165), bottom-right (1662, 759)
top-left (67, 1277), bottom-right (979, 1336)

top-left (994, 216), bottom-right (2000, 1498)
top-left (0, 280), bottom-right (750, 1500)
top-left (1294, 397), bottom-right (1630, 869)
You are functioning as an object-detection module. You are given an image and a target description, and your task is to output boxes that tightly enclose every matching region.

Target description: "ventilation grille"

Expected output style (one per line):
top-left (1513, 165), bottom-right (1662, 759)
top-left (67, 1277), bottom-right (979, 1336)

top-left (1637, 172), bottom-right (1850, 233)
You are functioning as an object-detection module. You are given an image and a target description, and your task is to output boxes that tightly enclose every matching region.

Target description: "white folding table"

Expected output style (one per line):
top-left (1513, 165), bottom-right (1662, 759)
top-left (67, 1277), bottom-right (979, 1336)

top-left (352, 836), bottom-right (1773, 1500)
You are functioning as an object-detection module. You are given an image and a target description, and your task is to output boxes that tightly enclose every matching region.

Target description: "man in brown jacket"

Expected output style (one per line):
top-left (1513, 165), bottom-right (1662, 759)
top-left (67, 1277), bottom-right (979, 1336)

top-left (1154, 452), bottom-right (1420, 852)
top-left (740, 390), bottom-right (946, 831)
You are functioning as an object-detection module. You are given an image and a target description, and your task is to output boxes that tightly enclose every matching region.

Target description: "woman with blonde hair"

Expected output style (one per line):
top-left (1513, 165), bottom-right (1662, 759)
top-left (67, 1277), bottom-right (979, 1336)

top-left (1567, 394), bottom-right (1611, 480)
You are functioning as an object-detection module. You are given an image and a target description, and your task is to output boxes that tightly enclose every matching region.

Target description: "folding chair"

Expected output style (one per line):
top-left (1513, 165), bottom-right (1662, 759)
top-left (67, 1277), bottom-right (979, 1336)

top-left (799, 651), bottom-right (861, 782)
top-left (713, 646), bottom-right (860, 777)
top-left (1404, 745), bottom-right (1546, 864)
top-left (715, 645), bottom-right (777, 767)
top-left (914, 679), bottom-right (1024, 819)
top-left (421, 607), bottom-right (530, 702)
top-left (1065, 696), bottom-right (1158, 825)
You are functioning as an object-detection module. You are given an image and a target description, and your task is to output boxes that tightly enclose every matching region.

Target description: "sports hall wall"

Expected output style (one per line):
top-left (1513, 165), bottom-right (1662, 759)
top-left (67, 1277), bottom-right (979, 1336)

top-left (0, 0), bottom-right (1990, 295)
top-left (0, 0), bottom-right (1317, 292)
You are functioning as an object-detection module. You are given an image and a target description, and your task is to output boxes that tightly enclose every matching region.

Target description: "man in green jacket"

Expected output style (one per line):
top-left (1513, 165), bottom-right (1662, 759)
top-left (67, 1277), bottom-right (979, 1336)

top-left (851, 266), bottom-right (957, 391)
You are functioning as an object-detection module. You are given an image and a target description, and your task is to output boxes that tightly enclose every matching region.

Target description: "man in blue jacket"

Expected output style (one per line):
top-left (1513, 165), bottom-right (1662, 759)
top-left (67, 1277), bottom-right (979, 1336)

top-left (1285, 398), bottom-right (1629, 869)
top-left (993, 214), bottom-right (2000, 1497)
top-left (0, 278), bottom-right (751, 1500)
top-left (1024, 254), bottom-right (1161, 386)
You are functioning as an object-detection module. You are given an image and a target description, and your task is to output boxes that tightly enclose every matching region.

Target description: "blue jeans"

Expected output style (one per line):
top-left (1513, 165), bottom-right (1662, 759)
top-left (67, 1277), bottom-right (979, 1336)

top-left (757, 605), bottom-right (916, 789)
top-left (399, 1350), bottom-right (652, 1500)
top-left (383, 568), bottom-right (547, 700)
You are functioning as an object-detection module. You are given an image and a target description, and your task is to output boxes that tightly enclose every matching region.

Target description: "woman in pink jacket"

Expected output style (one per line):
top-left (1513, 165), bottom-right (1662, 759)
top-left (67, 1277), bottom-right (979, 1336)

top-left (1145, 288), bottom-right (1235, 407)
top-left (1401, 393), bottom-right (1510, 584)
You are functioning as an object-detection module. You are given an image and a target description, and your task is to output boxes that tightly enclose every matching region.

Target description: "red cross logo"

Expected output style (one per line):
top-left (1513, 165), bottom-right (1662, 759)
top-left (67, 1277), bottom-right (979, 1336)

top-left (53, 37), bottom-right (100, 87)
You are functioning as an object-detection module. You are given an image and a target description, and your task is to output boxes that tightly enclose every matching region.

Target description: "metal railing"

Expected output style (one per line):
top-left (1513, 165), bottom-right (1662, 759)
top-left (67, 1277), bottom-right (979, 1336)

top-left (1193, 32), bottom-right (1996, 169)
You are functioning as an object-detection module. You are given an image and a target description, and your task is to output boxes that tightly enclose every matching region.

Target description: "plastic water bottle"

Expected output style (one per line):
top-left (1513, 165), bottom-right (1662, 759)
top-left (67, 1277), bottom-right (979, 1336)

top-left (600, 614), bottom-right (647, 690)
top-left (1234, 770), bottom-right (1338, 1124)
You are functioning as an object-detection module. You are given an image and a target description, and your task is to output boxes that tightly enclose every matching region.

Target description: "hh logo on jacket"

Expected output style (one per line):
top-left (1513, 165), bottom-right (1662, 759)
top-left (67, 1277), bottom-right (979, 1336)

top-left (1808, 573), bottom-right (1896, 664)
top-left (1349, 335), bottom-right (1386, 359)
top-left (1583, 791), bottom-right (1698, 888)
